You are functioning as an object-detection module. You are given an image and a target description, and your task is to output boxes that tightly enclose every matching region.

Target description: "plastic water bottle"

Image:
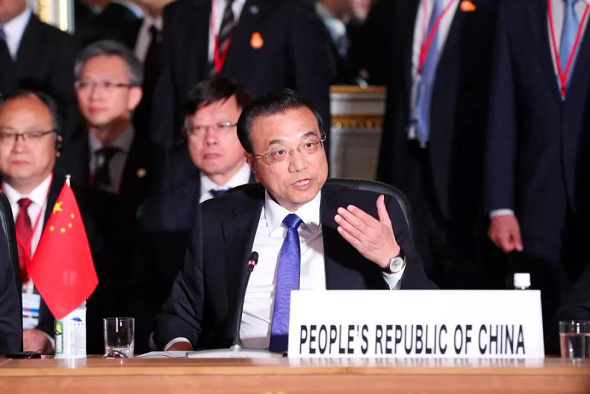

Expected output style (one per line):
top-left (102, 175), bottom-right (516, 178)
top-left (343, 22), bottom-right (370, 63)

top-left (55, 302), bottom-right (87, 359)
top-left (513, 273), bottom-right (531, 290)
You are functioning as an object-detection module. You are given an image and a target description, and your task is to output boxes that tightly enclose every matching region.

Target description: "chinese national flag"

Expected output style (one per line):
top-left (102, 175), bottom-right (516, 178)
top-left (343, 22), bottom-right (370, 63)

top-left (29, 181), bottom-right (98, 320)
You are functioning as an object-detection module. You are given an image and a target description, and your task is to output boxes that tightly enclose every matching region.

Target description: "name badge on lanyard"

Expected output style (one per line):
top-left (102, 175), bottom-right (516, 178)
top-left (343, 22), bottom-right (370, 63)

top-left (23, 292), bottom-right (41, 330)
top-left (547, 0), bottom-right (590, 99)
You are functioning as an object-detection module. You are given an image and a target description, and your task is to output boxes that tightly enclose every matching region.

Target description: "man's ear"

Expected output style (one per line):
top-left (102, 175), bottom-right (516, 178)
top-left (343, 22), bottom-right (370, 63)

top-left (128, 86), bottom-right (143, 111)
top-left (55, 135), bottom-right (63, 158)
top-left (245, 152), bottom-right (258, 178)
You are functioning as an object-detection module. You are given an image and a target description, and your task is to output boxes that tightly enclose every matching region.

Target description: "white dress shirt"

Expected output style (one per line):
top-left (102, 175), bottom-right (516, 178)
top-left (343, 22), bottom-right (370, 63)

top-left (199, 162), bottom-right (251, 203)
top-left (1, 7), bottom-right (31, 60)
top-left (409, 0), bottom-right (459, 140)
top-left (134, 14), bottom-right (163, 64)
top-left (3, 174), bottom-right (52, 265)
top-left (208, 0), bottom-right (247, 63)
top-left (315, 2), bottom-right (347, 45)
top-left (3, 174), bottom-right (52, 336)
top-left (88, 126), bottom-right (135, 194)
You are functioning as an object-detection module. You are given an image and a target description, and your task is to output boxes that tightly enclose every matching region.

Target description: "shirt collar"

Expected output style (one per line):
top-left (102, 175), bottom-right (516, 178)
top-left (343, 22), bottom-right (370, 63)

top-left (141, 14), bottom-right (163, 31)
top-left (2, 172), bottom-right (52, 208)
top-left (88, 125), bottom-right (135, 154)
top-left (214, 0), bottom-right (247, 14)
top-left (316, 2), bottom-right (347, 41)
top-left (200, 162), bottom-right (251, 193)
top-left (2, 7), bottom-right (31, 51)
top-left (263, 189), bottom-right (322, 236)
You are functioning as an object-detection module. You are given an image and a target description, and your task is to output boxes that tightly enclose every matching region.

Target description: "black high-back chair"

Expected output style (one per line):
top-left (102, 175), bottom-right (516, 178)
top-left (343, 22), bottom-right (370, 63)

top-left (228, 178), bottom-right (413, 229)
top-left (325, 178), bottom-right (412, 229)
top-left (0, 191), bottom-right (20, 296)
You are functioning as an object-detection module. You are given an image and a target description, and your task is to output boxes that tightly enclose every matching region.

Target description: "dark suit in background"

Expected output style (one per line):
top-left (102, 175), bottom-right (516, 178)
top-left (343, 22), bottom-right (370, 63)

top-left (0, 207), bottom-right (22, 354)
top-left (74, 0), bottom-right (142, 49)
top-left (372, 0), bottom-right (499, 288)
top-left (154, 184), bottom-right (436, 350)
top-left (151, 0), bottom-right (331, 163)
top-left (486, 0), bottom-right (590, 353)
top-left (0, 14), bottom-right (78, 142)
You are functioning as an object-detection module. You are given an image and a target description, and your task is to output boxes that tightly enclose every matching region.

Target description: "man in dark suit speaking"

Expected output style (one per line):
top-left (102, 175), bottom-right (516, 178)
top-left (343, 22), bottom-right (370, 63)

top-left (155, 89), bottom-right (436, 352)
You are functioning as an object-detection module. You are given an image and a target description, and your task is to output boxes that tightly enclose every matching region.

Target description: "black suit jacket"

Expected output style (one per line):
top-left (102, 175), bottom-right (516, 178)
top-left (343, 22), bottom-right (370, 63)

top-left (74, 1), bottom-right (142, 49)
top-left (151, 0), bottom-right (331, 150)
top-left (0, 14), bottom-right (78, 141)
top-left (374, 0), bottom-right (498, 227)
top-left (131, 170), bottom-right (256, 352)
top-left (154, 183), bottom-right (436, 350)
top-left (58, 128), bottom-right (161, 214)
top-left (485, 0), bottom-right (590, 240)
top-left (0, 213), bottom-right (22, 354)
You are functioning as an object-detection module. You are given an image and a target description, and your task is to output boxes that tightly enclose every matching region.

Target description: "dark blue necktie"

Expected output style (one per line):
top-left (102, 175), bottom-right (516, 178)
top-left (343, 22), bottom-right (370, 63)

top-left (560, 0), bottom-right (580, 86)
top-left (209, 189), bottom-right (227, 198)
top-left (269, 213), bottom-right (303, 352)
top-left (415, 0), bottom-right (443, 147)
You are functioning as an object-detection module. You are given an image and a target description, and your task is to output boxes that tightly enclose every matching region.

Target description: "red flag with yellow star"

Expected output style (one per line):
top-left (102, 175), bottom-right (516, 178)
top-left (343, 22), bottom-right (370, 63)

top-left (29, 181), bottom-right (98, 320)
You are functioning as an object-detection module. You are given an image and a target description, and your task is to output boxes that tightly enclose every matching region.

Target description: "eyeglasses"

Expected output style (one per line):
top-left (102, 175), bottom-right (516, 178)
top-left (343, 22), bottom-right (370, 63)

top-left (183, 121), bottom-right (237, 137)
top-left (74, 80), bottom-right (135, 92)
top-left (0, 129), bottom-right (56, 145)
top-left (252, 133), bottom-right (326, 166)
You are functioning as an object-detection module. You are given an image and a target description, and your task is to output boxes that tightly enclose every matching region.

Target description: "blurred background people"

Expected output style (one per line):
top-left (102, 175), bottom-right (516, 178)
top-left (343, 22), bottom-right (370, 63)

top-left (151, 0), bottom-right (331, 191)
top-left (369, 0), bottom-right (500, 290)
top-left (0, 0), bottom-right (78, 142)
top-left (486, 0), bottom-right (590, 354)
top-left (131, 77), bottom-right (254, 353)
top-left (316, 0), bottom-right (374, 85)
top-left (0, 90), bottom-right (130, 354)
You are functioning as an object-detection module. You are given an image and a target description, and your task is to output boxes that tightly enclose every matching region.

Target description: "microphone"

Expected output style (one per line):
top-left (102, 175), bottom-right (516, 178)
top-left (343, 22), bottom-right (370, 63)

top-left (230, 251), bottom-right (258, 350)
top-left (186, 252), bottom-right (279, 358)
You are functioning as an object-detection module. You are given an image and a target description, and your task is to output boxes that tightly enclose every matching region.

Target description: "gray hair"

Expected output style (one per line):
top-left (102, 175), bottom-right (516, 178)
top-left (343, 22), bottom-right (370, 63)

top-left (74, 40), bottom-right (143, 86)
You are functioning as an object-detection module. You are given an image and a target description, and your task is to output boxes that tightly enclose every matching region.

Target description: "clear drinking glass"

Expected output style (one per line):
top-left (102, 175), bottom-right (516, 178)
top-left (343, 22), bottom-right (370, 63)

top-left (559, 320), bottom-right (590, 360)
top-left (103, 317), bottom-right (135, 358)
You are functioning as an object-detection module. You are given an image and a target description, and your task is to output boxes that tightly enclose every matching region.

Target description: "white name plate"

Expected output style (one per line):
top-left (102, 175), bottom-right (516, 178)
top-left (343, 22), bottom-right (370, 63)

top-left (288, 290), bottom-right (544, 358)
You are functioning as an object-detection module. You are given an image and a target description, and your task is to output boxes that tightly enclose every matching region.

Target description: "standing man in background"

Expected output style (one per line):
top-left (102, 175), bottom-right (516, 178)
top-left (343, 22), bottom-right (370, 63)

top-left (0, 0), bottom-right (77, 142)
top-left (486, 0), bottom-right (590, 353)
top-left (371, 0), bottom-right (499, 289)
top-left (151, 0), bottom-right (331, 190)
top-left (315, 0), bottom-right (373, 85)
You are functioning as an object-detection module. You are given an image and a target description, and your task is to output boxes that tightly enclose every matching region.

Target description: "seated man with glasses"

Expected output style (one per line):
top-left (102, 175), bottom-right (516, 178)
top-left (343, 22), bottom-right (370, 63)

top-left (0, 90), bottom-right (130, 354)
top-left (131, 77), bottom-right (255, 353)
top-left (154, 89), bottom-right (436, 353)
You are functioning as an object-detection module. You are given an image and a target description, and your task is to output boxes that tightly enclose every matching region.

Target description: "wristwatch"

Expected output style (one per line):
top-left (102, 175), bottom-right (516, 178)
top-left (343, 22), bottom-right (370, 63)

top-left (382, 248), bottom-right (406, 274)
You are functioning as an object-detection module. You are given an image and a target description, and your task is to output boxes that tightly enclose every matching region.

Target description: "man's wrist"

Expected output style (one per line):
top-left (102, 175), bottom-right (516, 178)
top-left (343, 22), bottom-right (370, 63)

top-left (382, 247), bottom-right (406, 274)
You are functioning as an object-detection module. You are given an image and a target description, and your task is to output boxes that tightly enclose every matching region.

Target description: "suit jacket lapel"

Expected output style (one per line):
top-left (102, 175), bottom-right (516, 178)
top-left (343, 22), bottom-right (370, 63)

top-left (185, 0), bottom-right (211, 83)
top-left (222, 0), bottom-right (263, 75)
top-left (402, 0), bottom-right (421, 99)
top-left (437, 1), bottom-right (464, 70)
top-left (222, 188), bottom-right (264, 329)
top-left (528, 0), bottom-right (562, 100)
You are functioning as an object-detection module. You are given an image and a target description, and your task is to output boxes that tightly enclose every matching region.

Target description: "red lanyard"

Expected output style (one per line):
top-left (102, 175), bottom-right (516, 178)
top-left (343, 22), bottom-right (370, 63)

top-left (418, 0), bottom-right (458, 75)
top-left (210, 0), bottom-right (234, 75)
top-left (5, 173), bottom-right (53, 264)
top-left (547, 0), bottom-right (590, 98)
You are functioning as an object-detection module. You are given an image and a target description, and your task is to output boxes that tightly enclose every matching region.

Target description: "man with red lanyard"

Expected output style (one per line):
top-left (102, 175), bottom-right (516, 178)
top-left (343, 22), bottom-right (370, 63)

top-left (0, 91), bottom-right (63, 353)
top-left (486, 0), bottom-right (590, 354)
top-left (369, 0), bottom-right (500, 289)
top-left (150, 0), bottom-right (331, 190)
